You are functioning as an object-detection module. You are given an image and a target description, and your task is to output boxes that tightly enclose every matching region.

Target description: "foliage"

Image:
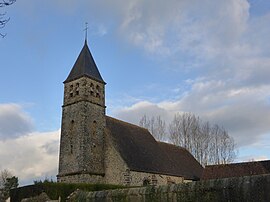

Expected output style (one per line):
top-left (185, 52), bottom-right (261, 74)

top-left (33, 177), bottom-right (54, 185)
top-left (0, 0), bottom-right (16, 37)
top-left (0, 169), bottom-right (18, 201)
top-left (38, 175), bottom-right (270, 202)
top-left (10, 181), bottom-right (125, 202)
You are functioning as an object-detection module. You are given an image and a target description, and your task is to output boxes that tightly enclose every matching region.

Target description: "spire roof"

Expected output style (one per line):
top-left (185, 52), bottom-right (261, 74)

top-left (64, 40), bottom-right (105, 83)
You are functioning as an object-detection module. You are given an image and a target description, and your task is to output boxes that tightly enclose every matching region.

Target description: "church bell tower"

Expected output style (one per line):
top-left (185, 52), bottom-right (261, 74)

top-left (57, 40), bottom-right (106, 183)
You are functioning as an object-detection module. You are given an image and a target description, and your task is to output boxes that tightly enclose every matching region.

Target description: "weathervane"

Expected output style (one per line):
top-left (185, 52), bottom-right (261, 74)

top-left (84, 22), bottom-right (89, 41)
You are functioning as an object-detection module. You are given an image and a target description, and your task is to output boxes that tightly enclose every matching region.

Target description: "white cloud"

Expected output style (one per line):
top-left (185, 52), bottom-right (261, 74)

top-left (4, 0), bottom-right (270, 183)
top-left (0, 104), bottom-right (59, 185)
top-left (112, 0), bottom-right (270, 156)
top-left (0, 104), bottom-right (34, 140)
top-left (114, 0), bottom-right (250, 57)
top-left (114, 79), bottom-right (270, 147)
top-left (0, 130), bottom-right (60, 185)
top-left (115, 101), bottom-right (171, 124)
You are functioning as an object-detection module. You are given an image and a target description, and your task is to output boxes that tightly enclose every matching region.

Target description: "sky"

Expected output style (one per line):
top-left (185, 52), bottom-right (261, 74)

top-left (1, 0), bottom-right (270, 186)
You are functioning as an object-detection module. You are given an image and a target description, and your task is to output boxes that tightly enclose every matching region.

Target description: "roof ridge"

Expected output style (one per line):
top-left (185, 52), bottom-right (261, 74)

top-left (157, 141), bottom-right (188, 151)
top-left (105, 116), bottom-right (149, 132)
top-left (205, 159), bottom-right (270, 168)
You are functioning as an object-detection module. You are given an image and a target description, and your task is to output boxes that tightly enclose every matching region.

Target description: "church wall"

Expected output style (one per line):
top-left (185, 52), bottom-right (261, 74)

top-left (128, 171), bottom-right (184, 186)
top-left (58, 101), bottom-right (105, 175)
top-left (104, 129), bottom-right (129, 185)
top-left (104, 131), bottom-right (184, 186)
top-left (63, 77), bottom-right (105, 107)
top-left (58, 76), bottom-right (106, 183)
top-left (57, 173), bottom-right (104, 184)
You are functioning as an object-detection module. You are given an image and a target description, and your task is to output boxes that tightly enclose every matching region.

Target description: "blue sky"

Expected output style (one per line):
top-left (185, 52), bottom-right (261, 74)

top-left (1, 0), bottom-right (270, 185)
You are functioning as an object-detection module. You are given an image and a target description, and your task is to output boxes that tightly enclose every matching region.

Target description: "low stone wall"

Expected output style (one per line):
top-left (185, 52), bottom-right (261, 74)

top-left (67, 174), bottom-right (270, 202)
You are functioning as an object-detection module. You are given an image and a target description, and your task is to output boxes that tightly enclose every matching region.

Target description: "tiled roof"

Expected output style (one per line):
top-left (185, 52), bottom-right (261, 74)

top-left (64, 40), bottom-right (104, 83)
top-left (201, 160), bottom-right (270, 180)
top-left (158, 142), bottom-right (203, 180)
top-left (106, 116), bottom-right (203, 180)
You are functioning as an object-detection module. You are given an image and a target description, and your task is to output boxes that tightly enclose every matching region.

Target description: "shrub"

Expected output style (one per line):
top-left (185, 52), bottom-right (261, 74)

top-left (10, 182), bottom-right (124, 202)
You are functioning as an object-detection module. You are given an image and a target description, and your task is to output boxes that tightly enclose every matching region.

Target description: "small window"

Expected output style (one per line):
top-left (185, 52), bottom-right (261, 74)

top-left (151, 175), bottom-right (157, 185)
top-left (124, 169), bottom-right (131, 186)
top-left (69, 85), bottom-right (74, 97)
top-left (76, 83), bottom-right (79, 95)
top-left (143, 178), bottom-right (150, 186)
top-left (70, 143), bottom-right (73, 154)
top-left (166, 177), bottom-right (175, 185)
top-left (92, 121), bottom-right (97, 137)
top-left (90, 83), bottom-right (94, 96)
top-left (96, 85), bottom-right (100, 98)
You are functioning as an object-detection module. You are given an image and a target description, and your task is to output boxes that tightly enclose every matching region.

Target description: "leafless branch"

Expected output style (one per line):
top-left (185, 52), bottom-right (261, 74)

top-left (0, 0), bottom-right (16, 7)
top-left (0, 0), bottom-right (15, 37)
top-left (139, 115), bottom-right (167, 141)
top-left (168, 112), bottom-right (237, 166)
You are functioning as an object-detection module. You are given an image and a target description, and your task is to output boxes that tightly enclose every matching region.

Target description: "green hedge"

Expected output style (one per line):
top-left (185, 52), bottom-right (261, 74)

top-left (10, 182), bottom-right (125, 202)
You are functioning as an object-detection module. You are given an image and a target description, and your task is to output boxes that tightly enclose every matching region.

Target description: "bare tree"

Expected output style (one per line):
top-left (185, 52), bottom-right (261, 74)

top-left (154, 116), bottom-right (166, 141)
top-left (139, 115), bottom-right (166, 141)
top-left (0, 0), bottom-right (16, 37)
top-left (0, 169), bottom-right (12, 189)
top-left (219, 128), bottom-right (237, 164)
top-left (0, 169), bottom-right (18, 201)
top-left (169, 112), bottom-right (237, 166)
top-left (197, 121), bottom-right (212, 165)
top-left (139, 112), bottom-right (237, 166)
top-left (168, 113), bottom-right (199, 153)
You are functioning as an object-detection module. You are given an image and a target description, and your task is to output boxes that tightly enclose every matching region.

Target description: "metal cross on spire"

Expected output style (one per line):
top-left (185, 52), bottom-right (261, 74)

top-left (84, 22), bottom-right (89, 42)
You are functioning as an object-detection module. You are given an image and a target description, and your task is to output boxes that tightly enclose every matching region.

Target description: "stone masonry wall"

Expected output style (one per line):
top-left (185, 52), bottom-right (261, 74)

top-left (67, 174), bottom-right (270, 202)
top-left (129, 170), bottom-right (183, 186)
top-left (103, 129), bottom-right (128, 185)
top-left (57, 173), bottom-right (104, 184)
top-left (104, 131), bottom-right (184, 186)
top-left (58, 76), bottom-right (106, 183)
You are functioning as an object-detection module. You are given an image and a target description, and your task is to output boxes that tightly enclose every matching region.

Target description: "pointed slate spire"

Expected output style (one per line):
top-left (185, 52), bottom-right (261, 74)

top-left (64, 40), bottom-right (105, 83)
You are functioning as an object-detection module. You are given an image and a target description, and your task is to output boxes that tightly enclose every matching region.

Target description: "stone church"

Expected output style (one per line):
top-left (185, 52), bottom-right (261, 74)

top-left (57, 40), bottom-right (203, 186)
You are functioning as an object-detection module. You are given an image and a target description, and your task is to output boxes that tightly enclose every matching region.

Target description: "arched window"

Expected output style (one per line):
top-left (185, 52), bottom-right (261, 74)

top-left (96, 85), bottom-right (100, 98)
top-left (70, 142), bottom-right (73, 154)
top-left (92, 120), bottom-right (97, 148)
top-left (69, 120), bottom-right (74, 154)
top-left (90, 83), bottom-right (94, 96)
top-left (93, 120), bottom-right (97, 132)
top-left (69, 85), bottom-right (73, 97)
top-left (75, 83), bottom-right (80, 95)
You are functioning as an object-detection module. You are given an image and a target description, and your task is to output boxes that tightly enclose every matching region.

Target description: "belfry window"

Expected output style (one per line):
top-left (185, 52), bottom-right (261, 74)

top-left (75, 83), bottom-right (79, 95)
top-left (69, 85), bottom-right (74, 97)
top-left (96, 85), bottom-right (100, 98)
top-left (90, 83), bottom-right (94, 96)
